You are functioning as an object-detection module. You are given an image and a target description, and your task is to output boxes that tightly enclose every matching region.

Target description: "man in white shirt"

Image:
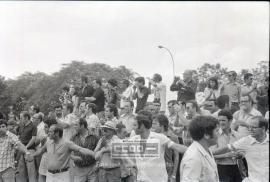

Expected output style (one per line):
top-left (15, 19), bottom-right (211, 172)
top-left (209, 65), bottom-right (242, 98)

top-left (232, 96), bottom-right (262, 138)
top-left (147, 74), bottom-right (166, 114)
top-left (213, 116), bottom-right (269, 182)
top-left (56, 103), bottom-right (78, 141)
top-left (180, 115), bottom-right (220, 182)
top-left (119, 79), bottom-right (133, 109)
top-left (241, 73), bottom-right (258, 107)
top-left (118, 101), bottom-right (136, 136)
top-left (130, 110), bottom-right (187, 182)
top-left (85, 103), bottom-right (100, 136)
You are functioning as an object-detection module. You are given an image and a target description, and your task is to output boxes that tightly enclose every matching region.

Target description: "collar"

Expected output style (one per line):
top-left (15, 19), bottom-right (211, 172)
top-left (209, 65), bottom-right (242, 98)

top-left (250, 134), bottom-right (269, 145)
top-left (218, 128), bottom-right (237, 137)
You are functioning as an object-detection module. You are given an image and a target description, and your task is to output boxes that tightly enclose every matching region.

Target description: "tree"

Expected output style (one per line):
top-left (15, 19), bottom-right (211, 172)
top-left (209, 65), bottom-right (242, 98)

top-left (0, 61), bottom-right (135, 116)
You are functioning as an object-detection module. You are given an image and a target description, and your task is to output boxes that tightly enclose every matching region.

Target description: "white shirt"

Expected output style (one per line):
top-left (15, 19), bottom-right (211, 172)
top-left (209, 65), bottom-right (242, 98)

top-left (232, 108), bottom-right (262, 138)
top-left (130, 131), bottom-right (174, 182)
top-left (37, 122), bottom-right (46, 140)
top-left (62, 113), bottom-right (78, 140)
top-left (119, 113), bottom-right (135, 133)
top-left (120, 86), bottom-right (133, 108)
top-left (152, 82), bottom-right (166, 112)
top-left (180, 141), bottom-right (219, 182)
top-left (86, 113), bottom-right (100, 129)
top-left (232, 134), bottom-right (269, 182)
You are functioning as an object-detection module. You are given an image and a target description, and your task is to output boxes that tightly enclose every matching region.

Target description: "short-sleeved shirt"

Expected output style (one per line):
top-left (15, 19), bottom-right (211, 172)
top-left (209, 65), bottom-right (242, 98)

top-left (18, 121), bottom-right (37, 149)
top-left (130, 131), bottom-right (174, 182)
top-left (0, 131), bottom-right (20, 172)
top-left (134, 86), bottom-right (149, 113)
top-left (152, 82), bottom-right (166, 112)
top-left (232, 108), bottom-right (262, 138)
top-left (119, 114), bottom-right (136, 133)
top-left (92, 87), bottom-right (105, 112)
top-left (221, 82), bottom-right (241, 103)
top-left (120, 86), bottom-right (133, 108)
top-left (62, 113), bottom-right (78, 141)
top-left (241, 84), bottom-right (257, 104)
top-left (45, 138), bottom-right (80, 170)
top-left (211, 128), bottom-right (240, 165)
top-left (232, 134), bottom-right (269, 182)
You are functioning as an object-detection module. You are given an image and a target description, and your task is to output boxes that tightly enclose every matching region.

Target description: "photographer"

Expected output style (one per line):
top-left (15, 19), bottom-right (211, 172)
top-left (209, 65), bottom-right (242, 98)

top-left (170, 70), bottom-right (197, 104)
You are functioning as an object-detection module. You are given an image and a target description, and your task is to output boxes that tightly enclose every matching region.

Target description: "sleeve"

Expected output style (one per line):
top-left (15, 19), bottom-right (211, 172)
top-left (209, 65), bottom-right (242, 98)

top-left (32, 125), bottom-right (37, 136)
top-left (170, 82), bottom-right (181, 91)
top-left (181, 158), bottom-right (201, 182)
top-left (232, 137), bottom-right (248, 151)
top-left (7, 132), bottom-right (20, 145)
top-left (160, 134), bottom-right (174, 148)
top-left (68, 141), bottom-right (81, 153)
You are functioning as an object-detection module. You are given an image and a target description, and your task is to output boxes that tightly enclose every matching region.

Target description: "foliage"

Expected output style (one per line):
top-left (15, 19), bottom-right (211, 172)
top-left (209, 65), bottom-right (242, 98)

top-left (0, 61), bottom-right (135, 116)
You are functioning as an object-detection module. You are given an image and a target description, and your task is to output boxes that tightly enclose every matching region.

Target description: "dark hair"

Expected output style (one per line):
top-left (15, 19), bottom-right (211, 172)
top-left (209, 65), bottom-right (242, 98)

top-left (33, 106), bottom-right (40, 113)
top-left (155, 114), bottom-right (169, 131)
top-left (189, 116), bottom-right (219, 141)
top-left (218, 109), bottom-right (233, 121)
top-left (81, 75), bottom-right (88, 83)
top-left (62, 86), bottom-right (69, 92)
top-left (244, 73), bottom-right (253, 81)
top-left (66, 103), bottom-right (74, 113)
top-left (54, 104), bottom-right (63, 110)
top-left (136, 114), bottom-right (152, 130)
top-left (54, 125), bottom-right (63, 138)
top-left (0, 112), bottom-right (4, 119)
top-left (0, 119), bottom-right (8, 126)
top-left (106, 104), bottom-right (118, 117)
top-left (134, 77), bottom-right (145, 85)
top-left (122, 79), bottom-right (130, 87)
top-left (79, 118), bottom-right (88, 129)
top-left (116, 123), bottom-right (126, 133)
top-left (153, 73), bottom-right (162, 82)
top-left (216, 95), bottom-right (230, 109)
top-left (44, 118), bottom-right (57, 128)
top-left (94, 78), bottom-right (102, 86)
top-left (167, 100), bottom-right (178, 106)
top-left (207, 77), bottom-right (219, 90)
top-left (186, 100), bottom-right (200, 112)
top-left (253, 116), bottom-right (269, 131)
top-left (87, 103), bottom-right (97, 114)
top-left (22, 111), bottom-right (31, 120)
top-left (108, 79), bottom-right (118, 87)
top-left (228, 71), bottom-right (237, 79)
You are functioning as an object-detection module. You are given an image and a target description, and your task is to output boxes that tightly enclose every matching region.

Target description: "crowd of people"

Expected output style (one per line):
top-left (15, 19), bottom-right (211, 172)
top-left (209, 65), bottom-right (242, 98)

top-left (0, 70), bottom-right (269, 182)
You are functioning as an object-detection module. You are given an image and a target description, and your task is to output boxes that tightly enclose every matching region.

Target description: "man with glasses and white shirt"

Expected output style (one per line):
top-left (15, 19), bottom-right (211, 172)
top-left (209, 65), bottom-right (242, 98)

top-left (232, 96), bottom-right (262, 138)
top-left (213, 116), bottom-right (269, 182)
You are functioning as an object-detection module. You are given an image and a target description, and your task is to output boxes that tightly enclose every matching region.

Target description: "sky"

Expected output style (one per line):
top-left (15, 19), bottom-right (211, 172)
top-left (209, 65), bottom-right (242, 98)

top-left (0, 1), bottom-right (269, 101)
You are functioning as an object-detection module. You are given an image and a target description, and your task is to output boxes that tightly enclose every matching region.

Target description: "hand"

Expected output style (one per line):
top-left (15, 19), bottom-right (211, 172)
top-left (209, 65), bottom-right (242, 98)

top-left (70, 155), bottom-right (82, 162)
top-left (94, 151), bottom-right (103, 160)
top-left (169, 176), bottom-right (176, 182)
top-left (25, 153), bottom-right (34, 162)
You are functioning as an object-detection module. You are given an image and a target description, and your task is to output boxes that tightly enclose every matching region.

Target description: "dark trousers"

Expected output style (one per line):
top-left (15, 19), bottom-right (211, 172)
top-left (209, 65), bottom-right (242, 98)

top-left (217, 164), bottom-right (242, 182)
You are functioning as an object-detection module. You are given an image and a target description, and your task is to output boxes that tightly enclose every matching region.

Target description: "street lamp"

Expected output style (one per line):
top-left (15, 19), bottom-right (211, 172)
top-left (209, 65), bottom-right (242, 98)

top-left (158, 45), bottom-right (175, 78)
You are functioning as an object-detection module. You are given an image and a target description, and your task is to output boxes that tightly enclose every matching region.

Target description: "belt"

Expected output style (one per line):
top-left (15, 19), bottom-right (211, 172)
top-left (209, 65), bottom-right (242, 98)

top-left (48, 167), bottom-right (69, 174)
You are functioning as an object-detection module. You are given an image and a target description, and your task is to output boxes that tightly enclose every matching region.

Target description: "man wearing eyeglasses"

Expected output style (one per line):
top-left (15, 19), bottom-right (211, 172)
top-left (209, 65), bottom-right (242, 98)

top-left (232, 96), bottom-right (262, 138)
top-left (213, 116), bottom-right (269, 182)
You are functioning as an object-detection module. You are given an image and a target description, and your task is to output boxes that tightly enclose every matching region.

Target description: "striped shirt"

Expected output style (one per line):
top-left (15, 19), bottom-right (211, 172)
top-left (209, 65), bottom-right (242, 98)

top-left (0, 131), bottom-right (20, 172)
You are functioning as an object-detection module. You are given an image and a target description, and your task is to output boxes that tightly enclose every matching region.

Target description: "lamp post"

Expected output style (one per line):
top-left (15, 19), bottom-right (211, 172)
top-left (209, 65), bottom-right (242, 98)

top-left (158, 45), bottom-right (175, 78)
